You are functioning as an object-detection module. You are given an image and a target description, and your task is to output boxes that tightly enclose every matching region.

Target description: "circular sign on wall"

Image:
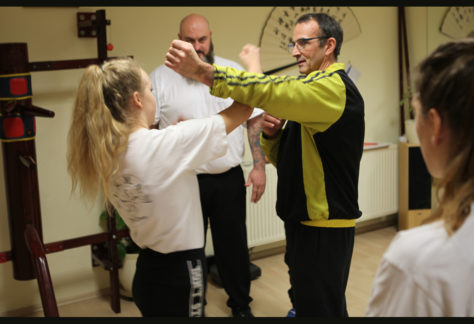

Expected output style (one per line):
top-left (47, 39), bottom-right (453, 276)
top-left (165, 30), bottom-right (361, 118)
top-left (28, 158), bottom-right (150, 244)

top-left (258, 7), bottom-right (361, 75)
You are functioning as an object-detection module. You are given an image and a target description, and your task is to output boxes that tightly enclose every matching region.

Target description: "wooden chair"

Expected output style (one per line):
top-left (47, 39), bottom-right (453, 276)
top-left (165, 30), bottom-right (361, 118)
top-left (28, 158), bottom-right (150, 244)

top-left (24, 224), bottom-right (59, 317)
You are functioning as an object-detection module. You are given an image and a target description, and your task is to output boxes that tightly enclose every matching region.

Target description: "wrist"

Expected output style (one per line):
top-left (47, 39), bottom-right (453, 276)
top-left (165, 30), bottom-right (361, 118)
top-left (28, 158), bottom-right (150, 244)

top-left (249, 64), bottom-right (263, 74)
top-left (252, 161), bottom-right (265, 170)
top-left (198, 62), bottom-right (215, 87)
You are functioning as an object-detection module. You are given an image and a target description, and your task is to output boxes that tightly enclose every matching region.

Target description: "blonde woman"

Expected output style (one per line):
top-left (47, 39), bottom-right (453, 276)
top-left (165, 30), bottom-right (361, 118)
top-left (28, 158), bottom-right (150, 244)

top-left (66, 58), bottom-right (252, 317)
top-left (366, 39), bottom-right (474, 316)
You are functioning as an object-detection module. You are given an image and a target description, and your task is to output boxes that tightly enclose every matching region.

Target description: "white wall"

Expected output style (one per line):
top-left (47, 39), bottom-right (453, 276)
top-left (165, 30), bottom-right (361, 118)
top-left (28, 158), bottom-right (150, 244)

top-left (0, 6), bottom-right (454, 315)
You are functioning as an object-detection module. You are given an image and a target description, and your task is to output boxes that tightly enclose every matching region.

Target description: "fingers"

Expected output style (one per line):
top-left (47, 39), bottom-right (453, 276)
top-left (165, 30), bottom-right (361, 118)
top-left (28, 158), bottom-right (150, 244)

top-left (240, 44), bottom-right (257, 56)
top-left (172, 117), bottom-right (186, 125)
top-left (165, 40), bottom-right (194, 68)
top-left (164, 47), bottom-right (183, 70)
top-left (251, 185), bottom-right (264, 203)
top-left (261, 119), bottom-right (275, 129)
top-left (241, 43), bottom-right (258, 52)
top-left (251, 180), bottom-right (266, 203)
top-left (170, 39), bottom-right (191, 51)
top-left (263, 112), bottom-right (280, 122)
top-left (251, 188), bottom-right (258, 203)
top-left (262, 113), bottom-right (283, 129)
top-left (246, 169), bottom-right (266, 203)
top-left (239, 44), bottom-right (262, 73)
top-left (164, 52), bottom-right (178, 67)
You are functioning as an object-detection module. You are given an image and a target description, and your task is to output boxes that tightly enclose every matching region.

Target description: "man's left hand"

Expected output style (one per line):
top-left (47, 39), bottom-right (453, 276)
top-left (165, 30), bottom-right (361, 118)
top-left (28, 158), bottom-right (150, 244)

top-left (245, 167), bottom-right (266, 203)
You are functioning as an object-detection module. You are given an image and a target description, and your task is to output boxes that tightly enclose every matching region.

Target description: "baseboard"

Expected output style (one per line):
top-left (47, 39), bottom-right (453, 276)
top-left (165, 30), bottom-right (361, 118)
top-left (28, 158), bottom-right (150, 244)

top-left (5, 216), bottom-right (397, 317)
top-left (248, 214), bottom-right (398, 261)
top-left (249, 240), bottom-right (286, 260)
top-left (1, 288), bottom-right (110, 317)
top-left (355, 213), bottom-right (398, 234)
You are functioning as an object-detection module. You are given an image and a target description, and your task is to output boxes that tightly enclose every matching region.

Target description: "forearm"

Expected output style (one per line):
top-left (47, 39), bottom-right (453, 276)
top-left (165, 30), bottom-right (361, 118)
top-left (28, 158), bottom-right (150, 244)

top-left (211, 65), bottom-right (345, 125)
top-left (197, 62), bottom-right (215, 87)
top-left (218, 101), bottom-right (253, 134)
top-left (260, 132), bottom-right (281, 167)
top-left (247, 115), bottom-right (265, 170)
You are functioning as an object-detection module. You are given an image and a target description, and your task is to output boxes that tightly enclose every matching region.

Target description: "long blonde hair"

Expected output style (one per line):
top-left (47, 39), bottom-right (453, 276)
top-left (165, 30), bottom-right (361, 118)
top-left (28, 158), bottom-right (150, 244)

top-left (414, 39), bottom-right (474, 234)
top-left (67, 58), bottom-right (143, 208)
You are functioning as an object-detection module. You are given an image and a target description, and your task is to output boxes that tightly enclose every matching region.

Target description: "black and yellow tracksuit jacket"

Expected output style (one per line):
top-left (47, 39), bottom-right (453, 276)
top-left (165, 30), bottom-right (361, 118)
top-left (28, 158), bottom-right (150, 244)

top-left (211, 62), bottom-right (365, 228)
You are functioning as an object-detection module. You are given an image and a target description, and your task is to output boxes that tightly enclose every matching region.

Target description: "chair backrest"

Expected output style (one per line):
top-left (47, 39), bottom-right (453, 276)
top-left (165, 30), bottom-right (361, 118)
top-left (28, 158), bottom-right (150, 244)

top-left (24, 224), bottom-right (59, 317)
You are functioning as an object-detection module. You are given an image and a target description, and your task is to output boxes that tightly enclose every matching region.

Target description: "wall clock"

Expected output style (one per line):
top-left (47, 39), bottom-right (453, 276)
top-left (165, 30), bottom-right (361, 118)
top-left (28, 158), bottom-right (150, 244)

top-left (440, 7), bottom-right (474, 39)
top-left (258, 6), bottom-right (361, 75)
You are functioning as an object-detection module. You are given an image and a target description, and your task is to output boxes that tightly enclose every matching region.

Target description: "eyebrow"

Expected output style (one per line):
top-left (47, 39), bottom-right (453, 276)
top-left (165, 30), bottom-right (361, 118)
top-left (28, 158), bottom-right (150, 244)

top-left (184, 36), bottom-right (208, 42)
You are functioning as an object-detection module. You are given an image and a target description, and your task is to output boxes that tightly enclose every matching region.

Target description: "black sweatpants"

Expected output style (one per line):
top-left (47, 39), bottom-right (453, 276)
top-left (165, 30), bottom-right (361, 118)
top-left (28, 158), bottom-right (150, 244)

top-left (284, 221), bottom-right (355, 317)
top-left (198, 165), bottom-right (252, 311)
top-left (132, 247), bottom-right (206, 317)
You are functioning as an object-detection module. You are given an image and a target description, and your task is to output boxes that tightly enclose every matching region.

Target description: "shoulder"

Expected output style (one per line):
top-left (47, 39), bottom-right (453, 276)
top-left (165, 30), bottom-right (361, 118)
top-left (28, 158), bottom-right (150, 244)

top-left (149, 64), bottom-right (166, 77)
top-left (149, 64), bottom-right (183, 82)
top-left (383, 221), bottom-right (446, 272)
top-left (305, 62), bottom-right (346, 86)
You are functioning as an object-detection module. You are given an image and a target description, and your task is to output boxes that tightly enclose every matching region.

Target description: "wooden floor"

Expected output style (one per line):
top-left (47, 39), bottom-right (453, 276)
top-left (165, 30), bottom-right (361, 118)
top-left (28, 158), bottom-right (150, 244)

top-left (28, 225), bottom-right (397, 318)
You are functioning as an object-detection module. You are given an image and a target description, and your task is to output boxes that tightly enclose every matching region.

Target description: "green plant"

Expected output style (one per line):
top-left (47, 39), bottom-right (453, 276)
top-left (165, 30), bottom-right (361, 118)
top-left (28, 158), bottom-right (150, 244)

top-left (99, 209), bottom-right (140, 262)
top-left (399, 86), bottom-right (414, 119)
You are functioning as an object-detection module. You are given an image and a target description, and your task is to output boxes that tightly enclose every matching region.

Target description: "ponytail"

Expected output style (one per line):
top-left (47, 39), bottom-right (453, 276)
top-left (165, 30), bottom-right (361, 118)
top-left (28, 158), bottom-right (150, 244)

top-left (67, 58), bottom-right (142, 208)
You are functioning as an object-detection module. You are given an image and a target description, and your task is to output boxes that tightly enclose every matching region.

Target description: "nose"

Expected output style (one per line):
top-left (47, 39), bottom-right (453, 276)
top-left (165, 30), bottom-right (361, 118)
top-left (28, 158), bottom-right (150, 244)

top-left (193, 42), bottom-right (204, 53)
top-left (291, 45), bottom-right (300, 58)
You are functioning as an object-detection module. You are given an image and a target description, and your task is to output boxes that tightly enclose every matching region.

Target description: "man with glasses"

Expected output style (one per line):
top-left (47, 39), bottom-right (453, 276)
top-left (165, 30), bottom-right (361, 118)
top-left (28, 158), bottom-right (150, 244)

top-left (149, 13), bottom-right (266, 318)
top-left (164, 12), bottom-right (365, 317)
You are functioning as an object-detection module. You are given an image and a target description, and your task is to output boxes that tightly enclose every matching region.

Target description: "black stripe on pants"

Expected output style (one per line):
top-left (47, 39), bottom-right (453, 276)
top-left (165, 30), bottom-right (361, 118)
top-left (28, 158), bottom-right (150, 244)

top-left (198, 165), bottom-right (253, 311)
top-left (132, 247), bottom-right (206, 317)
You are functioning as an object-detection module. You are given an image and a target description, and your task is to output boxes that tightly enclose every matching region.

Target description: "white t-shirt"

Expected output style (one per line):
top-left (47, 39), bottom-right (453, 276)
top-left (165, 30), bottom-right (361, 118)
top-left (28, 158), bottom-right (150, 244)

top-left (108, 115), bottom-right (227, 254)
top-left (366, 203), bottom-right (474, 316)
top-left (149, 56), bottom-right (263, 174)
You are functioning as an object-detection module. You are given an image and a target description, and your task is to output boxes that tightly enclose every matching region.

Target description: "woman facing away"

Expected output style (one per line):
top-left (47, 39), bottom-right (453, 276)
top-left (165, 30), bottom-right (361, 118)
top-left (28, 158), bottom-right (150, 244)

top-left (366, 38), bottom-right (474, 316)
top-left (66, 58), bottom-right (253, 317)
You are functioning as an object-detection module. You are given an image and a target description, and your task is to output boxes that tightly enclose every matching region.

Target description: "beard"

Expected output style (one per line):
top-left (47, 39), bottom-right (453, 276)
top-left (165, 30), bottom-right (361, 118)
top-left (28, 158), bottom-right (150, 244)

top-left (197, 41), bottom-right (215, 64)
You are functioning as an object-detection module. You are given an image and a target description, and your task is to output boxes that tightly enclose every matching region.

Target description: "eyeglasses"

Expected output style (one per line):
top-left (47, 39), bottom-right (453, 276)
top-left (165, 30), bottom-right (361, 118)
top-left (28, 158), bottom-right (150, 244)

top-left (288, 36), bottom-right (330, 54)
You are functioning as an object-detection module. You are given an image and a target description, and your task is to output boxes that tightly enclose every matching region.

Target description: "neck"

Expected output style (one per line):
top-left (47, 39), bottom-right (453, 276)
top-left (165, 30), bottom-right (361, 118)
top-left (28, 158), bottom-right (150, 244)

top-left (131, 125), bottom-right (146, 132)
top-left (319, 56), bottom-right (336, 71)
top-left (131, 118), bottom-right (150, 132)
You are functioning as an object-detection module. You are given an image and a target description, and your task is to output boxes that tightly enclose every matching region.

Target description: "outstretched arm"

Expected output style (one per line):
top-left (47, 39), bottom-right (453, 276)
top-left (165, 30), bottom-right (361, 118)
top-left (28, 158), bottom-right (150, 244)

top-left (218, 101), bottom-right (254, 135)
top-left (165, 40), bottom-right (215, 87)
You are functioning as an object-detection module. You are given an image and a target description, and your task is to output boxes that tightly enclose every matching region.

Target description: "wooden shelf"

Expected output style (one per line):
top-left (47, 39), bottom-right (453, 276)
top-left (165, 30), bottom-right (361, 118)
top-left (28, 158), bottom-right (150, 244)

top-left (398, 142), bottom-right (432, 230)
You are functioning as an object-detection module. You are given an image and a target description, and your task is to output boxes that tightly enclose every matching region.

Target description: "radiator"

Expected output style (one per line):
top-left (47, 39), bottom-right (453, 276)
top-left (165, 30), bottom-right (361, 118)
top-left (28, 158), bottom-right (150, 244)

top-left (205, 144), bottom-right (398, 255)
top-left (204, 163), bottom-right (283, 256)
top-left (244, 163), bottom-right (284, 248)
top-left (357, 144), bottom-right (398, 222)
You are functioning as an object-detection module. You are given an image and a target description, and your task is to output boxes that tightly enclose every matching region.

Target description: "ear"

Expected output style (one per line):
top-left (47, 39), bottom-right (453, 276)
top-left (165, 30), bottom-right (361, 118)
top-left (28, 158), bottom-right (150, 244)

top-left (325, 37), bottom-right (337, 56)
top-left (132, 91), bottom-right (142, 109)
top-left (428, 108), bottom-right (442, 146)
top-left (178, 32), bottom-right (182, 40)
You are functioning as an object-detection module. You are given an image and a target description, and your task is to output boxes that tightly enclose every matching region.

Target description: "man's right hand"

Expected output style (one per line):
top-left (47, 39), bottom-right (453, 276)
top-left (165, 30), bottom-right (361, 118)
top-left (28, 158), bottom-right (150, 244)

top-left (261, 113), bottom-right (285, 139)
top-left (165, 40), bottom-right (214, 87)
